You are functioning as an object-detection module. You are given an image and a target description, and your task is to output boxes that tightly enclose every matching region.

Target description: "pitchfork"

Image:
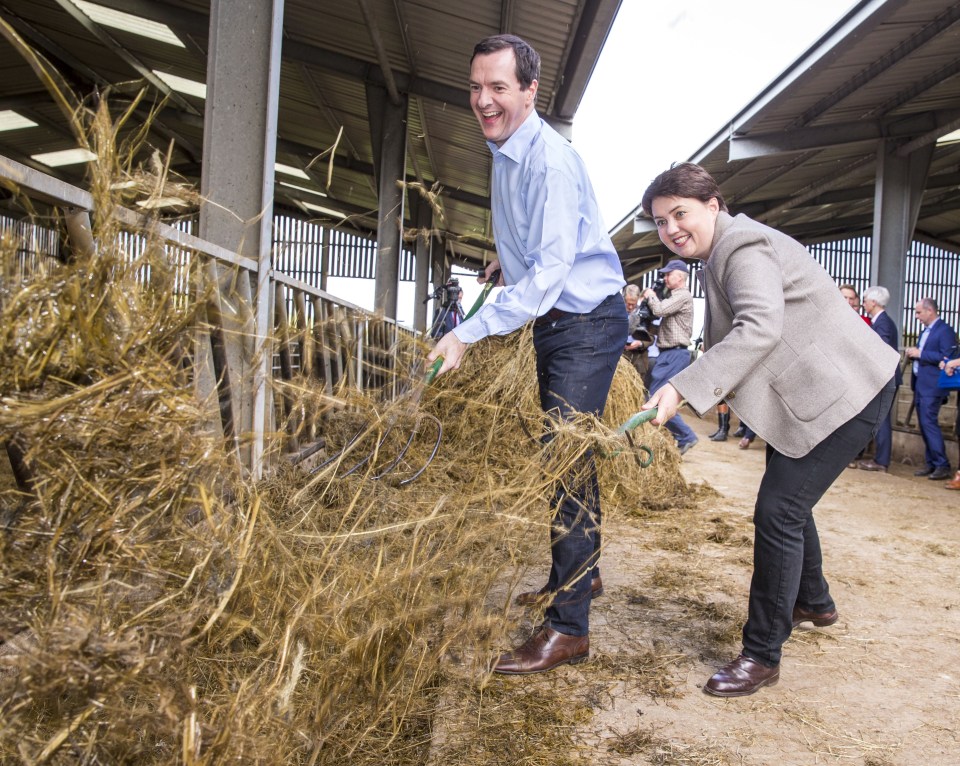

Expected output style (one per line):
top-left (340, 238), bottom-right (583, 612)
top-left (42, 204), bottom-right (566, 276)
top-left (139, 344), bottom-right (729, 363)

top-left (301, 271), bottom-right (501, 485)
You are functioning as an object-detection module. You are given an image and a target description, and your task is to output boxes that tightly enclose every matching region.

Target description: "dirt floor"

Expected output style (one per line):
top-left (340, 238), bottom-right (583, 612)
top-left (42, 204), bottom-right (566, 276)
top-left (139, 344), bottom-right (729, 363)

top-left (483, 412), bottom-right (960, 766)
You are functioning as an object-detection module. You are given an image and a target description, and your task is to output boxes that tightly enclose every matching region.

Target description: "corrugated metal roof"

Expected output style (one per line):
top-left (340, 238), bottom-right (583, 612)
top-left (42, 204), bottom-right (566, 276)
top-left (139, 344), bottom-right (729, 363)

top-left (0, 0), bottom-right (621, 271)
top-left (612, 0), bottom-right (960, 283)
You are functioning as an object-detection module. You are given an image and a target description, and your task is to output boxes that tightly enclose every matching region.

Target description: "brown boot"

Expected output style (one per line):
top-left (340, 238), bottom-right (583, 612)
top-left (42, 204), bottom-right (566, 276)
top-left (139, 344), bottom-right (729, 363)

top-left (703, 654), bottom-right (779, 697)
top-left (493, 626), bottom-right (589, 675)
top-left (946, 471), bottom-right (960, 490)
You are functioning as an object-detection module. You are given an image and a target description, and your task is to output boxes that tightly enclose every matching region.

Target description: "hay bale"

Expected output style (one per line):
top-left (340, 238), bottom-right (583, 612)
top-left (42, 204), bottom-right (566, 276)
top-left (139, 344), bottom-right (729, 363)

top-left (0, 100), bottom-right (695, 766)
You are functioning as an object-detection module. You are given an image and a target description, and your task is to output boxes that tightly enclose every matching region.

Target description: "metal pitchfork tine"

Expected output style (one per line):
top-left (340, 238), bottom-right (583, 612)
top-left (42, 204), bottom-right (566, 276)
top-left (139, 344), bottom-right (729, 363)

top-left (307, 270), bottom-right (501, 485)
top-left (589, 407), bottom-right (659, 468)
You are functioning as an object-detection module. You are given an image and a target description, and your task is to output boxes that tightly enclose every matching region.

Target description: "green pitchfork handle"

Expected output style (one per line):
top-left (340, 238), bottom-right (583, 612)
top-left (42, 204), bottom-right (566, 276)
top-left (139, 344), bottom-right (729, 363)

top-left (425, 269), bottom-right (502, 385)
top-left (616, 408), bottom-right (659, 435)
top-left (607, 407), bottom-right (659, 468)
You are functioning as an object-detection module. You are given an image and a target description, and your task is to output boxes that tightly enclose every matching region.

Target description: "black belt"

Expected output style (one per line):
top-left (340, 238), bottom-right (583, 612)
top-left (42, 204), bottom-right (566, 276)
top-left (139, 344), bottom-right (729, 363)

top-left (533, 294), bottom-right (621, 327)
top-left (658, 345), bottom-right (687, 351)
top-left (533, 307), bottom-right (569, 327)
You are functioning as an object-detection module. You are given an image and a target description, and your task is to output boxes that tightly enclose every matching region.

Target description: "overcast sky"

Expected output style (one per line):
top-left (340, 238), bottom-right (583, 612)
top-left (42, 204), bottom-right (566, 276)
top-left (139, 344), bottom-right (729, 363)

top-left (575, 0), bottom-right (855, 229)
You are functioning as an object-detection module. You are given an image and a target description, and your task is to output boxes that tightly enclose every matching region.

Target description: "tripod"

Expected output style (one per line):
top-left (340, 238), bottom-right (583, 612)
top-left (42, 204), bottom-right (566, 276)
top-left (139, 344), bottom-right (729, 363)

top-left (429, 298), bottom-right (464, 338)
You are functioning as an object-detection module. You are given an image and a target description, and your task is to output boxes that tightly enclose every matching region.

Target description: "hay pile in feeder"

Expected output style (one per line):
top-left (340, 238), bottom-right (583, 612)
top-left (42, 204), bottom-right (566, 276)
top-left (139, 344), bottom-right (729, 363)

top-left (0, 95), bottom-right (696, 766)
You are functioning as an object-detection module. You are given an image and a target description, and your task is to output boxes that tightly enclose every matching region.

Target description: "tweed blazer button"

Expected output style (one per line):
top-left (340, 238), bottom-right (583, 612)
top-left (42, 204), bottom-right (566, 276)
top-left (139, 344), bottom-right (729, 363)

top-left (713, 387), bottom-right (723, 397)
top-left (727, 391), bottom-right (736, 399)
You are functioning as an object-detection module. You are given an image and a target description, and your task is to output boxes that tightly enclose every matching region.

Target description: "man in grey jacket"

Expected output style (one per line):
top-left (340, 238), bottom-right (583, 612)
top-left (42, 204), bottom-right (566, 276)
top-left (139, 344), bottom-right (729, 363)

top-left (641, 163), bottom-right (899, 697)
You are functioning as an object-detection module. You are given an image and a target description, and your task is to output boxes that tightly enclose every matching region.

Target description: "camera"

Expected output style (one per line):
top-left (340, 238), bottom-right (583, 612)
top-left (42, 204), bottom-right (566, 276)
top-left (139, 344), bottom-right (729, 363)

top-left (425, 278), bottom-right (461, 308)
top-left (635, 278), bottom-right (670, 322)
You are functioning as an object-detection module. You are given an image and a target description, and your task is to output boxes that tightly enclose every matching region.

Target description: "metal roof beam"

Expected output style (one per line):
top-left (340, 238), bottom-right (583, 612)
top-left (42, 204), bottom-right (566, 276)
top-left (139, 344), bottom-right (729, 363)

top-left (778, 213), bottom-right (875, 239)
top-left (499, 0), bottom-right (515, 34)
top-left (100, 0), bottom-right (474, 108)
top-left (753, 156), bottom-right (875, 223)
top-left (734, 171), bottom-right (960, 217)
top-left (0, 4), bottom-right (104, 88)
top-left (53, 0), bottom-right (201, 116)
top-left (288, 39), bottom-right (469, 108)
top-left (552, 0), bottom-right (621, 121)
top-left (388, 0), bottom-right (439, 205)
top-left (0, 92), bottom-right (57, 110)
top-left (897, 113), bottom-right (960, 158)
top-left (356, 0), bottom-right (402, 107)
top-left (728, 110), bottom-right (960, 161)
top-left (297, 64), bottom-right (363, 164)
top-left (0, 8), bottom-right (202, 163)
top-left (270, 132), bottom-right (490, 211)
top-left (791, 1), bottom-right (960, 130)
top-left (691, 0), bottom-right (913, 166)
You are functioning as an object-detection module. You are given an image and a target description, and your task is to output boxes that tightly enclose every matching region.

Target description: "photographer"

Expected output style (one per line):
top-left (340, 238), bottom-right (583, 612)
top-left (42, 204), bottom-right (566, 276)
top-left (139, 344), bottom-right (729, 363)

top-left (642, 260), bottom-right (698, 454)
top-left (623, 284), bottom-right (656, 385)
top-left (428, 279), bottom-right (464, 339)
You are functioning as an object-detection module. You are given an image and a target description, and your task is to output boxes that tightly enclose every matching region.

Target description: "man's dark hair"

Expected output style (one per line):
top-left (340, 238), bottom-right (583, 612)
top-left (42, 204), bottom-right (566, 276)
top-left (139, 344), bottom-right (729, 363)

top-left (642, 162), bottom-right (728, 217)
top-left (471, 34), bottom-right (541, 90)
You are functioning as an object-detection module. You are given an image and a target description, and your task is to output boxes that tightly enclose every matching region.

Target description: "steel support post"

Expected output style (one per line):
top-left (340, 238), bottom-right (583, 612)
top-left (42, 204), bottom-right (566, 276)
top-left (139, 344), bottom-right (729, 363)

top-left (199, 0), bottom-right (284, 478)
top-left (367, 83), bottom-right (408, 320)
top-left (871, 139), bottom-right (934, 330)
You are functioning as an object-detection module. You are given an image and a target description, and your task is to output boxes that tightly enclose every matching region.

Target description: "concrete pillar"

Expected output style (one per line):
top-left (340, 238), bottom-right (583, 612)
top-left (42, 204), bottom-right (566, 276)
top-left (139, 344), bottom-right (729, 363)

top-left (871, 139), bottom-right (934, 331)
top-left (366, 83), bottom-right (408, 320)
top-left (199, 0), bottom-right (284, 477)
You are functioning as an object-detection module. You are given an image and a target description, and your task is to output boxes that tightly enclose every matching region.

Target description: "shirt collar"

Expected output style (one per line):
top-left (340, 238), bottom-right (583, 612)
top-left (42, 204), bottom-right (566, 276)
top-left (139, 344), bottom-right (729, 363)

top-left (487, 109), bottom-right (541, 163)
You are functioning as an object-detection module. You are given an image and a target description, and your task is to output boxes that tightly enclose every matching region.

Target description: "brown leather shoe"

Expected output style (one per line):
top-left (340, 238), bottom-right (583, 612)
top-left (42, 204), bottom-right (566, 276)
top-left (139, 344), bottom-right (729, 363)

top-left (493, 626), bottom-right (589, 675)
top-left (703, 654), bottom-right (779, 697)
top-left (792, 605), bottom-right (839, 628)
top-left (856, 459), bottom-right (888, 472)
top-left (945, 472), bottom-right (960, 490)
top-left (738, 437), bottom-right (752, 450)
top-left (514, 575), bottom-right (603, 606)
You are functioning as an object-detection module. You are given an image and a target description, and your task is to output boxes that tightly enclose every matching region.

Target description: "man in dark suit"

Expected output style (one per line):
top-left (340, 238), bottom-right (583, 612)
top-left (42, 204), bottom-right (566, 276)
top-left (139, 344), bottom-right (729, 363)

top-left (857, 286), bottom-right (903, 472)
top-left (904, 297), bottom-right (956, 480)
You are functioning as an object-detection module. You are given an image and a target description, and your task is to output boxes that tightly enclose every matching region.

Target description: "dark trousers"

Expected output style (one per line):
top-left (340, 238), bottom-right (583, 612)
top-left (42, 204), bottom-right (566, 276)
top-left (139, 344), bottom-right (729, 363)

top-left (915, 391), bottom-right (950, 470)
top-left (648, 348), bottom-right (698, 447)
top-left (873, 386), bottom-right (898, 466)
top-left (743, 377), bottom-right (895, 666)
top-left (532, 293), bottom-right (627, 637)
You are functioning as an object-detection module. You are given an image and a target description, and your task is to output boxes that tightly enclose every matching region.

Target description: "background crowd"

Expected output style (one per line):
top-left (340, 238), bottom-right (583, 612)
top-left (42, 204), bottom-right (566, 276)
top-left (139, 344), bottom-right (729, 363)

top-left (621, 278), bottom-right (960, 489)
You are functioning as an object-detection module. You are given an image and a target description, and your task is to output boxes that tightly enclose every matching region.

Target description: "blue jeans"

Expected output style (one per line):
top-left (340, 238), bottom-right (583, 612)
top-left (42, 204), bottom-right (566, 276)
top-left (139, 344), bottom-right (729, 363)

top-left (532, 293), bottom-right (627, 636)
top-left (744, 377), bottom-right (896, 666)
top-left (648, 348), bottom-right (698, 447)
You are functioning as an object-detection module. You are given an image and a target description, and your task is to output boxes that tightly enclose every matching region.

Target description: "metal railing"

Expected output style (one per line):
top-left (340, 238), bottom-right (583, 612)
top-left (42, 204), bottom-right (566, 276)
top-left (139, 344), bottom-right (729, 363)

top-left (0, 153), bottom-right (418, 478)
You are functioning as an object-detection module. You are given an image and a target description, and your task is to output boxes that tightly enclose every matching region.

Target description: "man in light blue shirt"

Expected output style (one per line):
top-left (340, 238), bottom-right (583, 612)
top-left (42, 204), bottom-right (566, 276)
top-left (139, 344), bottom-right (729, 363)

top-left (428, 34), bottom-right (626, 675)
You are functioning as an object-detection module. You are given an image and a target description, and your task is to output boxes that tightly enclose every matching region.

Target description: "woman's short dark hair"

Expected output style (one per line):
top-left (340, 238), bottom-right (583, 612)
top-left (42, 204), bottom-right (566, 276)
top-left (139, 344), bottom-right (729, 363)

top-left (471, 34), bottom-right (541, 90)
top-left (641, 162), bottom-right (728, 216)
